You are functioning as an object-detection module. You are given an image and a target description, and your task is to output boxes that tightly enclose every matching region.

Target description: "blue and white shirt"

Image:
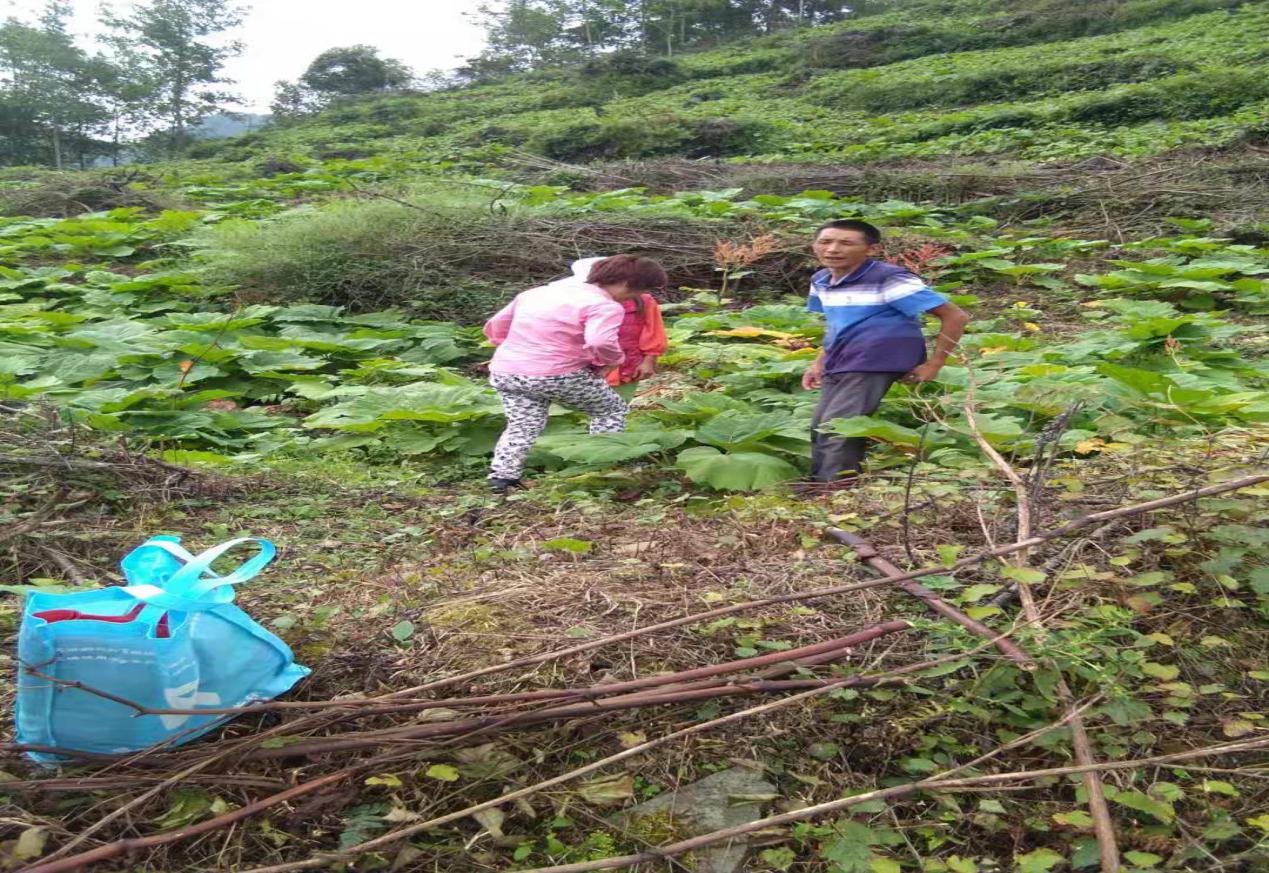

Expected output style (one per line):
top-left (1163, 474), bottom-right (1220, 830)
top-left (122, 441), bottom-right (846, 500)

top-left (807, 260), bottom-right (947, 374)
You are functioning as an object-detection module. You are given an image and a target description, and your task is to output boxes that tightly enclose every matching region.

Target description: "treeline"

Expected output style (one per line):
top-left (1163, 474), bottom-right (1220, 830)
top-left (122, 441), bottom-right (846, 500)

top-left (461, 0), bottom-right (860, 78)
top-left (0, 0), bottom-right (242, 168)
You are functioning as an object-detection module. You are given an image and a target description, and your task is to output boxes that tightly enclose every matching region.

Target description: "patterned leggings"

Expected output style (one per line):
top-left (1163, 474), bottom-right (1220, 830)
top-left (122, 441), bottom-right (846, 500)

top-left (489, 369), bottom-right (628, 480)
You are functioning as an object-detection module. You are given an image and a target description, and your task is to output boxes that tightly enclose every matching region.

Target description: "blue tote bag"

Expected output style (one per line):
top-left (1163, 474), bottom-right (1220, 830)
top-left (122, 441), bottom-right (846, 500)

top-left (15, 535), bottom-right (309, 763)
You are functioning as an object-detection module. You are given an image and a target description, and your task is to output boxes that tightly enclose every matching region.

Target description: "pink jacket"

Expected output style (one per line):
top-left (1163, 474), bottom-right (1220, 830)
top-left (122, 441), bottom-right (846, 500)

top-left (484, 261), bottom-right (626, 377)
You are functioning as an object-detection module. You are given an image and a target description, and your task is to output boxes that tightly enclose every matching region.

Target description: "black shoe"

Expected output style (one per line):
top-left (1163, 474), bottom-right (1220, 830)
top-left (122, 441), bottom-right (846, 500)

top-left (489, 477), bottom-right (523, 494)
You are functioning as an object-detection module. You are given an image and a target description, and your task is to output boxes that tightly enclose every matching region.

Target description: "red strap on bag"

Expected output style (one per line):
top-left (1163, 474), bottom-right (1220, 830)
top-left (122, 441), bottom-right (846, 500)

top-left (34, 603), bottom-right (171, 638)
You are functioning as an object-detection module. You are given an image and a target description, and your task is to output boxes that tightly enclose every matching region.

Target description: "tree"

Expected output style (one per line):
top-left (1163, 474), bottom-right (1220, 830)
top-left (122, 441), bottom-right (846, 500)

top-left (300, 45), bottom-right (413, 98)
top-left (103, 0), bottom-right (245, 154)
top-left (465, 1), bottom-right (579, 72)
top-left (270, 45), bottom-right (413, 123)
top-left (461, 0), bottom-right (859, 74)
top-left (90, 54), bottom-right (155, 166)
top-left (269, 79), bottom-right (319, 123)
top-left (0, 2), bottom-right (110, 168)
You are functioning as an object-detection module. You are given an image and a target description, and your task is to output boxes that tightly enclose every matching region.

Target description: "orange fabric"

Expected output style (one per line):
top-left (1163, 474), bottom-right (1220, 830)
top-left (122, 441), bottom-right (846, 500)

top-left (606, 295), bottom-right (668, 386)
top-left (638, 295), bottom-right (668, 356)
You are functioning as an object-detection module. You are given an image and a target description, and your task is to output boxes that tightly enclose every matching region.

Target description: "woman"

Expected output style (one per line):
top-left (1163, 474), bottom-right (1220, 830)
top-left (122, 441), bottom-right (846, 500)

top-left (605, 275), bottom-right (669, 403)
top-left (483, 254), bottom-right (669, 493)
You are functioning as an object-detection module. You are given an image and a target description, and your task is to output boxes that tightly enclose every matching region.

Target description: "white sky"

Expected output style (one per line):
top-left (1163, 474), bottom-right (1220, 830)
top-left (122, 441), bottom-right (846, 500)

top-left (2, 0), bottom-right (491, 112)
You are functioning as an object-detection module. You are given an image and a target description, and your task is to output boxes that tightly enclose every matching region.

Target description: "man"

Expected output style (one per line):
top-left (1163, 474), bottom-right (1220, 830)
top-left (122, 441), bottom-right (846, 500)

top-left (802, 219), bottom-right (970, 483)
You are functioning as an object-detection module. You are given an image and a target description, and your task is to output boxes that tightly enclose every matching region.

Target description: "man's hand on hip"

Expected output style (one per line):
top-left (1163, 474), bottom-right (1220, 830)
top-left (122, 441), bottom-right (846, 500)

top-left (902, 360), bottom-right (944, 384)
top-left (802, 360), bottom-right (824, 390)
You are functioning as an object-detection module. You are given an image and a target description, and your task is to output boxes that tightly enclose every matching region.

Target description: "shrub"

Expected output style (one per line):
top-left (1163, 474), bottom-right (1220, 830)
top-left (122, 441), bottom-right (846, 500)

top-left (907, 108), bottom-right (1046, 142)
top-left (1065, 69), bottom-right (1269, 124)
top-left (256, 158), bottom-right (305, 177)
top-left (820, 55), bottom-right (1193, 113)
top-left (802, 25), bottom-right (961, 71)
top-left (527, 115), bottom-right (691, 162)
top-left (799, 0), bottom-right (1248, 73)
top-left (0, 171), bottom-right (184, 218)
top-left (576, 52), bottom-right (686, 98)
top-left (196, 200), bottom-right (518, 320)
top-left (684, 117), bottom-right (772, 158)
top-left (527, 114), bottom-right (768, 162)
top-left (195, 198), bottom-right (807, 317)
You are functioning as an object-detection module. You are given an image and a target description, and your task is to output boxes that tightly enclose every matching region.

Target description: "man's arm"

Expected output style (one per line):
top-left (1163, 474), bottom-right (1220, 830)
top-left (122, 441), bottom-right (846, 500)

top-left (903, 302), bottom-right (969, 384)
top-left (802, 348), bottom-right (826, 390)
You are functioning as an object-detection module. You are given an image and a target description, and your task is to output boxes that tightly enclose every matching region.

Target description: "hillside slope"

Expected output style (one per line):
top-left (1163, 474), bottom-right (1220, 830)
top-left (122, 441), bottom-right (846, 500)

top-left (197, 0), bottom-right (1268, 170)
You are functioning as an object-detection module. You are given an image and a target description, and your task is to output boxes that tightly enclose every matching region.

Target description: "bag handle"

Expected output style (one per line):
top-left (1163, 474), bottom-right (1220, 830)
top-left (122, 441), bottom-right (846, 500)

top-left (123, 538), bottom-right (276, 612)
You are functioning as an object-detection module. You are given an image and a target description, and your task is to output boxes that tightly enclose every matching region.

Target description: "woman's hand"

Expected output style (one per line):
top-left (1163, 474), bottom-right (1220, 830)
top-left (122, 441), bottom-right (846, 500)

top-left (634, 357), bottom-right (658, 380)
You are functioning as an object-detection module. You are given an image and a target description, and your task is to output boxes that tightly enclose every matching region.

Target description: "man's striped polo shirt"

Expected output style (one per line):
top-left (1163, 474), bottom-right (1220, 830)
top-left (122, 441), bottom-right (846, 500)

top-left (807, 259), bottom-right (947, 374)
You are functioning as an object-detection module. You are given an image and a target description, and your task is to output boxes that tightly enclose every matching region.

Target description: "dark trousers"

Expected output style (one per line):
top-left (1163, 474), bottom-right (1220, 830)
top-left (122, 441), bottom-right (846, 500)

top-left (809, 371), bottom-right (904, 481)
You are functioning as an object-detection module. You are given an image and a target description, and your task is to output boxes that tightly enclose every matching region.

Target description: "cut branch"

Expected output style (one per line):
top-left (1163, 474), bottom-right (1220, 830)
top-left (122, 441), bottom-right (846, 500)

top-left (965, 383), bottom-right (1120, 873)
top-left (513, 738), bottom-right (1269, 873)
top-left (824, 529), bottom-right (1032, 666)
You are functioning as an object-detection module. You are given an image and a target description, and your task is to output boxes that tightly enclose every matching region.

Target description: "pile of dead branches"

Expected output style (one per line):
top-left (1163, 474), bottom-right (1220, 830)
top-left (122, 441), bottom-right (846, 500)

top-left (0, 406), bottom-right (247, 587)
top-left (0, 169), bottom-right (185, 219)
top-left (499, 144), bottom-right (1269, 237)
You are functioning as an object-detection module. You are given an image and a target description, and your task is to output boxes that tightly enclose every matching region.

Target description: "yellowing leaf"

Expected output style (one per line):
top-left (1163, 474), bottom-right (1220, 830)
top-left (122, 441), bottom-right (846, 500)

top-left (177, 359), bottom-right (195, 373)
top-left (1053, 810), bottom-right (1094, 829)
top-left (1111, 789), bottom-right (1175, 823)
top-left (1074, 438), bottom-right (1104, 454)
top-left (1015, 847), bottom-right (1064, 873)
top-left (425, 764), bottom-right (460, 782)
top-left (1001, 565), bottom-right (1046, 585)
top-left (965, 605), bottom-right (1003, 620)
top-left (575, 773), bottom-right (635, 806)
top-left (473, 808), bottom-right (505, 838)
top-left (617, 731), bottom-right (647, 749)
top-left (707, 327), bottom-right (795, 340)
top-left (4, 827), bottom-right (48, 863)
top-left (1142, 662), bottom-right (1180, 680)
top-left (1222, 719), bottom-right (1256, 738)
top-left (384, 805), bottom-right (421, 823)
top-left (1022, 322), bottom-right (1041, 332)
top-left (1202, 779), bottom-right (1239, 797)
top-left (960, 583), bottom-right (1001, 603)
top-left (365, 773), bottom-right (403, 789)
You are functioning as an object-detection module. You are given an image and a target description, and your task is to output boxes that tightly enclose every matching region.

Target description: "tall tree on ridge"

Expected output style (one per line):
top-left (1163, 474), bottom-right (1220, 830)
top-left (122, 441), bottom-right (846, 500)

top-left (103, 0), bottom-right (246, 154)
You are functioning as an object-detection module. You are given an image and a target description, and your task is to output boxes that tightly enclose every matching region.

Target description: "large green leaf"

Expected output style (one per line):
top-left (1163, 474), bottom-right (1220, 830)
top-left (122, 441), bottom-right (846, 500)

top-left (656, 392), bottom-right (753, 421)
top-left (304, 383), bottom-right (498, 430)
top-left (821, 415), bottom-right (923, 447)
top-left (536, 429), bottom-right (688, 464)
top-left (1098, 364), bottom-right (1174, 397)
top-left (675, 446), bottom-right (800, 491)
top-left (694, 411), bottom-right (798, 450)
top-left (239, 349), bottom-right (326, 374)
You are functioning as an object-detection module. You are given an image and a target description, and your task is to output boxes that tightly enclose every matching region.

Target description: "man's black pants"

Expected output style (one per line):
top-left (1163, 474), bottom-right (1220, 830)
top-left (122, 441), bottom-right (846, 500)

top-left (809, 371), bottom-right (904, 481)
